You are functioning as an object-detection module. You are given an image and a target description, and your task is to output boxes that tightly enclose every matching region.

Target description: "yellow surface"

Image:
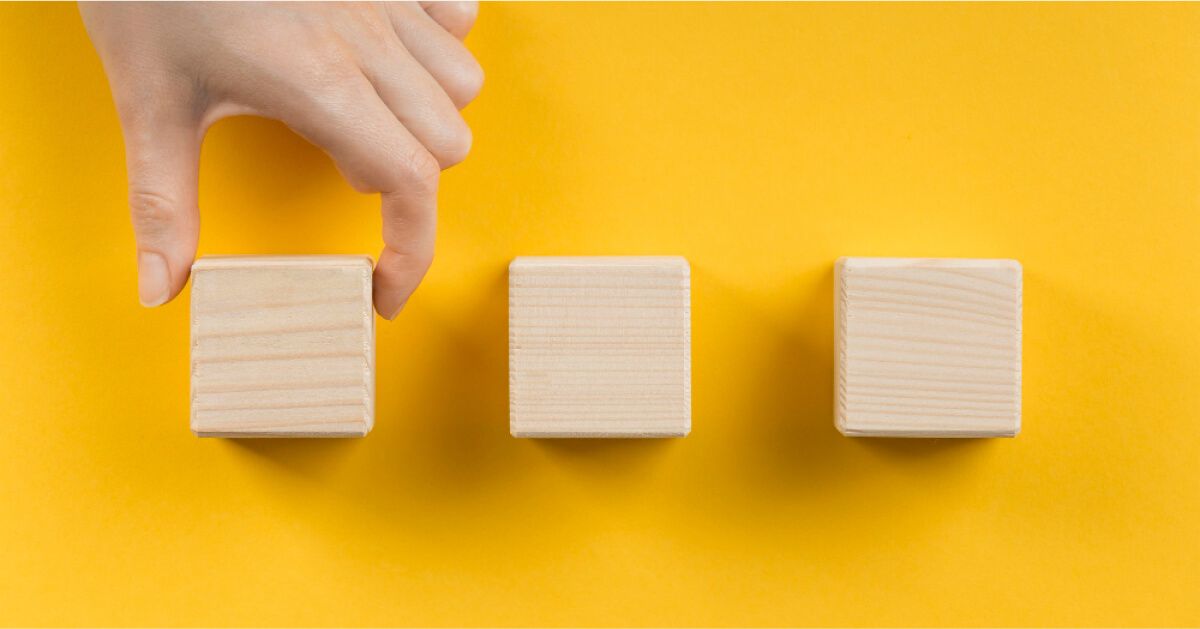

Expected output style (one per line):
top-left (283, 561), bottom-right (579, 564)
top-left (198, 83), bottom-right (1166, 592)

top-left (1, 2), bottom-right (1198, 626)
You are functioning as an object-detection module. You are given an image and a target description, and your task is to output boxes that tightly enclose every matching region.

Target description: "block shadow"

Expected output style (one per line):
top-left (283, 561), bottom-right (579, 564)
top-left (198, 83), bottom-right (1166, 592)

top-left (382, 257), bottom-right (681, 492)
top-left (219, 258), bottom-right (997, 509)
top-left (219, 266), bottom-right (514, 495)
top-left (531, 438), bottom-right (680, 481)
top-left (225, 438), bottom-right (363, 481)
top-left (384, 267), bottom-right (515, 487)
top-left (728, 262), bottom-right (993, 497)
top-left (397, 265), bottom-right (676, 486)
top-left (190, 120), bottom-right (376, 478)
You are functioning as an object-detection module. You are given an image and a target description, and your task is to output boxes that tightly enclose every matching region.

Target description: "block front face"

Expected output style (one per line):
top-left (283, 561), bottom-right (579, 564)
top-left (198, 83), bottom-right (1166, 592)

top-left (835, 257), bottom-right (1022, 437)
top-left (509, 257), bottom-right (691, 437)
top-left (190, 256), bottom-right (375, 437)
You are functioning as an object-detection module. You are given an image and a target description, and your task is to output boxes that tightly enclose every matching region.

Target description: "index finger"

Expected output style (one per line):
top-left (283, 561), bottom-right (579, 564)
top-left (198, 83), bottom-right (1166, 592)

top-left (374, 184), bottom-right (438, 320)
top-left (247, 69), bottom-right (442, 319)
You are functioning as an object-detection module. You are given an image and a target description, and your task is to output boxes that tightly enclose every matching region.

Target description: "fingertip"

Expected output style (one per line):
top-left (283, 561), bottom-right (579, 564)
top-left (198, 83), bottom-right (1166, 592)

top-left (375, 296), bottom-right (406, 321)
top-left (372, 257), bottom-right (407, 321)
top-left (372, 246), bottom-right (431, 321)
top-left (423, 1), bottom-right (479, 40)
top-left (121, 115), bottom-right (202, 310)
top-left (137, 250), bottom-right (172, 307)
top-left (372, 277), bottom-right (407, 321)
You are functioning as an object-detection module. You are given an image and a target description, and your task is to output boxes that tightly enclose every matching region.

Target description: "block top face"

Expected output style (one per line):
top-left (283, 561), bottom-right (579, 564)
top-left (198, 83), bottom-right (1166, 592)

top-left (510, 256), bottom-right (690, 270)
top-left (836, 257), bottom-right (1022, 272)
top-left (192, 255), bottom-right (374, 271)
top-left (190, 255), bottom-right (375, 438)
top-left (835, 257), bottom-right (1022, 438)
top-left (509, 256), bottom-right (691, 438)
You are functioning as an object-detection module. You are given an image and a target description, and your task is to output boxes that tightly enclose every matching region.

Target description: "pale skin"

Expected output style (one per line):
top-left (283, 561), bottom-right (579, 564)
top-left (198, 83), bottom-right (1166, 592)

top-left (80, 1), bottom-right (482, 319)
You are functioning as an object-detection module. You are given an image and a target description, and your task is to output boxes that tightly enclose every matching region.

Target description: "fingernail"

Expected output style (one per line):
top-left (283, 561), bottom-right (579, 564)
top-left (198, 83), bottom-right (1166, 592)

top-left (137, 251), bottom-right (170, 307)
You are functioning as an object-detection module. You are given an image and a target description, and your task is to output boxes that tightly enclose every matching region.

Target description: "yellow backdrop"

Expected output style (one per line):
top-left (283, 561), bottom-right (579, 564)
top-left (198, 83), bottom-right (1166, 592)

top-left (1, 2), bottom-right (1198, 626)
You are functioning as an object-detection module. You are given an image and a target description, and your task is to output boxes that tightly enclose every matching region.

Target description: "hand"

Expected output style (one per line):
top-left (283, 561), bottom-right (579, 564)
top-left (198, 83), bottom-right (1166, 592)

top-left (80, 1), bottom-right (482, 319)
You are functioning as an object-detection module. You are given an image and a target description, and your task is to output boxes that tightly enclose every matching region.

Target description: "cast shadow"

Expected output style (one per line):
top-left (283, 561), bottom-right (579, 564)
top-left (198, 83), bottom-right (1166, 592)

top-left (394, 266), bottom-right (674, 485)
top-left (729, 265), bottom-right (845, 488)
top-left (532, 438), bottom-right (679, 481)
top-left (735, 262), bottom-right (992, 495)
top-left (366, 265), bottom-right (517, 493)
top-left (225, 438), bottom-right (363, 481)
top-left (214, 267), bottom-right (510, 494)
top-left (857, 434), bottom-right (992, 459)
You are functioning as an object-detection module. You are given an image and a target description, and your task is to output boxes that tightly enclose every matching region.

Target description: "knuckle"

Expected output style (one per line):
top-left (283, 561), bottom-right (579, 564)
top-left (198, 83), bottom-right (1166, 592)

top-left (342, 174), bottom-right (376, 195)
top-left (381, 219), bottom-right (435, 277)
top-left (399, 148), bottom-right (442, 191)
top-left (410, 245), bottom-right (435, 276)
top-left (436, 122), bottom-right (473, 168)
top-left (448, 2), bottom-right (480, 32)
top-left (128, 188), bottom-right (179, 240)
top-left (449, 58), bottom-right (484, 106)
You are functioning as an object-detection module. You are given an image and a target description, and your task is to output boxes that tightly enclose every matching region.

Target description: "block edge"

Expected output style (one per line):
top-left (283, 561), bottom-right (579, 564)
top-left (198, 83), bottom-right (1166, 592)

top-left (192, 255), bottom-right (375, 271)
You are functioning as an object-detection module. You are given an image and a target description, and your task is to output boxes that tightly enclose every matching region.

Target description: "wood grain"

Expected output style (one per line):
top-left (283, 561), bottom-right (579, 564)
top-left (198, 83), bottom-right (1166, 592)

top-left (509, 256), bottom-right (691, 438)
top-left (190, 255), bottom-right (374, 437)
top-left (835, 257), bottom-right (1022, 438)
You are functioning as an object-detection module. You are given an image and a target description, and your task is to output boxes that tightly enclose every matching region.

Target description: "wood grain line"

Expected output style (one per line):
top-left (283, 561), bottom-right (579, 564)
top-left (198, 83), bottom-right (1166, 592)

top-left (835, 257), bottom-right (1021, 438)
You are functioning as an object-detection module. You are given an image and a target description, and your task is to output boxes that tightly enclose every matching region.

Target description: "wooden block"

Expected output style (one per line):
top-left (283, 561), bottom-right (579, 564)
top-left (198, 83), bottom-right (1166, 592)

top-left (190, 255), bottom-right (374, 437)
top-left (835, 257), bottom-right (1022, 438)
top-left (509, 256), bottom-right (691, 438)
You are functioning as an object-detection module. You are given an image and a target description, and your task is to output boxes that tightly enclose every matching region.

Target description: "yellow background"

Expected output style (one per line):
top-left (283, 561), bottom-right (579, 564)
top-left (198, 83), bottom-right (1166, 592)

top-left (1, 2), bottom-right (1198, 626)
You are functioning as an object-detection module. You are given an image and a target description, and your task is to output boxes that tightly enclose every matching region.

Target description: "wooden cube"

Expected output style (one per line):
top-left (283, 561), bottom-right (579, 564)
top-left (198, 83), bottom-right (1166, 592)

top-left (835, 257), bottom-right (1022, 437)
top-left (509, 256), bottom-right (691, 438)
top-left (190, 255), bottom-right (374, 437)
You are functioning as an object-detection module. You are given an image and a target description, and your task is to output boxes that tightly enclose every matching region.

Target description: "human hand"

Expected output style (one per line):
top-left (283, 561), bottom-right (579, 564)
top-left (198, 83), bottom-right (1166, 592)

top-left (80, 1), bottom-right (482, 318)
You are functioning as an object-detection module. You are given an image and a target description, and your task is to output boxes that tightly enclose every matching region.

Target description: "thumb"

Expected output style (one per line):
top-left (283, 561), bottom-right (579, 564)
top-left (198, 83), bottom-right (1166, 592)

top-left (119, 111), bottom-right (201, 307)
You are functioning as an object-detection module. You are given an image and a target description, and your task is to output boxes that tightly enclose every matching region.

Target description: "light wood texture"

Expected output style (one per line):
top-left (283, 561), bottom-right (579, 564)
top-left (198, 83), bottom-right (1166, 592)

top-left (509, 256), bottom-right (691, 438)
top-left (190, 255), bottom-right (375, 437)
top-left (835, 257), bottom-right (1022, 438)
